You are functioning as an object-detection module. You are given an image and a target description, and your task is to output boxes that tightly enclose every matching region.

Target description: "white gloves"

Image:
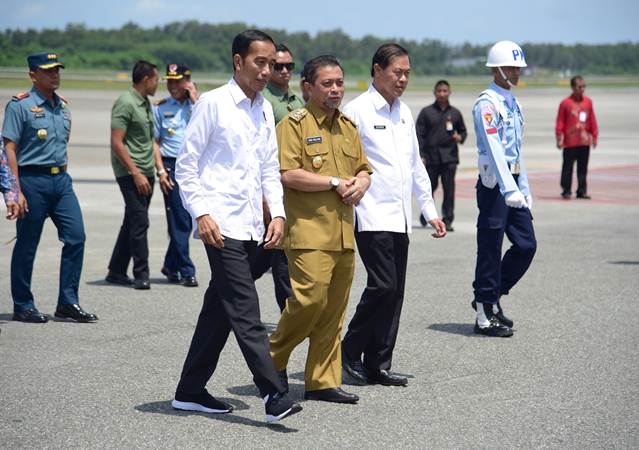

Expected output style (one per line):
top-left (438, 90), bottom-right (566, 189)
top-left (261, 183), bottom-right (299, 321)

top-left (526, 195), bottom-right (533, 211)
top-left (505, 190), bottom-right (528, 208)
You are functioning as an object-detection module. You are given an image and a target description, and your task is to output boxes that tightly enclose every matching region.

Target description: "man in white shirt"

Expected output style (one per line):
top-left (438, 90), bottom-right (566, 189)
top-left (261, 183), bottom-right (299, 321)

top-left (172, 29), bottom-right (301, 424)
top-left (341, 43), bottom-right (446, 387)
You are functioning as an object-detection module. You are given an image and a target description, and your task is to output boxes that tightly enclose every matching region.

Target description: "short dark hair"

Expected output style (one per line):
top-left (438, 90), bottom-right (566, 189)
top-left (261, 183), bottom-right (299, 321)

top-left (434, 79), bottom-right (450, 90)
top-left (303, 55), bottom-right (343, 85)
top-left (275, 43), bottom-right (292, 55)
top-left (570, 75), bottom-right (584, 87)
top-left (231, 29), bottom-right (275, 69)
top-left (132, 60), bottom-right (157, 84)
top-left (371, 43), bottom-right (409, 77)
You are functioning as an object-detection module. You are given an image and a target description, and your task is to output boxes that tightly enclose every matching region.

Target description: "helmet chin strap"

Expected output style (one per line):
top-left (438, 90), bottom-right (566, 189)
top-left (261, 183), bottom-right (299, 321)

top-left (498, 66), bottom-right (516, 88)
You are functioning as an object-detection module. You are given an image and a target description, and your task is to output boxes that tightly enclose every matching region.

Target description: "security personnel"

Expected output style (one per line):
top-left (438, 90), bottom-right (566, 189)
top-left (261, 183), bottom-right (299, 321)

top-left (2, 52), bottom-right (97, 323)
top-left (153, 63), bottom-right (198, 287)
top-left (269, 55), bottom-right (372, 404)
top-left (471, 41), bottom-right (536, 337)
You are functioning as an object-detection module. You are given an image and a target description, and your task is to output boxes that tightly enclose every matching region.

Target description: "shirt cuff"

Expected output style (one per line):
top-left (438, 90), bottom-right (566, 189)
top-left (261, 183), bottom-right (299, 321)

top-left (421, 203), bottom-right (439, 222)
top-left (190, 200), bottom-right (210, 220)
top-left (268, 204), bottom-right (286, 221)
top-left (3, 189), bottom-right (18, 204)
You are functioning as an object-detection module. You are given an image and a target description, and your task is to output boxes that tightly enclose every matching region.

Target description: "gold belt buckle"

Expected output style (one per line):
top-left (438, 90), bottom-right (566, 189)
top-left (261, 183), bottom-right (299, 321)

top-left (51, 166), bottom-right (60, 174)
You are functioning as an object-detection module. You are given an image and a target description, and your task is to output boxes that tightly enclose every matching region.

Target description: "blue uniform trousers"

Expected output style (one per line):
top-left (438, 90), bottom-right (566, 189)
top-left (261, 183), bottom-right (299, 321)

top-left (161, 158), bottom-right (195, 278)
top-left (11, 171), bottom-right (85, 311)
top-left (473, 177), bottom-right (536, 305)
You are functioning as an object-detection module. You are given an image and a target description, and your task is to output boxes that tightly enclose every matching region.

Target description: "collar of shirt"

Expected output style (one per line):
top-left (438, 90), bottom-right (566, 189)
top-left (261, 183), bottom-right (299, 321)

top-left (306, 100), bottom-right (339, 127)
top-left (165, 96), bottom-right (191, 108)
top-left (128, 86), bottom-right (149, 106)
top-left (30, 86), bottom-right (60, 108)
top-left (489, 81), bottom-right (516, 110)
top-left (369, 84), bottom-right (401, 114)
top-left (266, 83), bottom-right (296, 102)
top-left (229, 77), bottom-right (265, 108)
top-left (432, 101), bottom-right (451, 112)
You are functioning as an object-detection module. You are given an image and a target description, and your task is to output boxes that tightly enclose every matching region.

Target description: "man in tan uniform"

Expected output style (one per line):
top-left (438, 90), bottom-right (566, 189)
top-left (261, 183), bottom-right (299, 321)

top-left (269, 55), bottom-right (372, 404)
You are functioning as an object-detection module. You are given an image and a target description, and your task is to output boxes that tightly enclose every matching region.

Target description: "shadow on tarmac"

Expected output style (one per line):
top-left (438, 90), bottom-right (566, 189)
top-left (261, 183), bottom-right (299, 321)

top-left (428, 323), bottom-right (477, 336)
top-left (609, 260), bottom-right (639, 265)
top-left (134, 400), bottom-right (298, 432)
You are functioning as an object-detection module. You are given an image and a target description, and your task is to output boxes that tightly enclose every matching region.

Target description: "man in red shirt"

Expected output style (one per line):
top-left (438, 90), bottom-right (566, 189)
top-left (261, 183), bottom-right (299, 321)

top-left (556, 75), bottom-right (599, 199)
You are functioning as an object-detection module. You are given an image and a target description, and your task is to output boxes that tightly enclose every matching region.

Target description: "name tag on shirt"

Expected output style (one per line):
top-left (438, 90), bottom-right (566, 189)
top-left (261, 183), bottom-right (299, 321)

top-left (579, 111), bottom-right (587, 122)
top-left (34, 113), bottom-right (46, 119)
top-left (306, 136), bottom-right (322, 145)
top-left (373, 125), bottom-right (386, 130)
top-left (163, 111), bottom-right (175, 117)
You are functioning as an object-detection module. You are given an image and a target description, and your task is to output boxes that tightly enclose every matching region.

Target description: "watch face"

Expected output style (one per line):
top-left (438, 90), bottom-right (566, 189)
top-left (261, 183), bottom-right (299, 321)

top-left (331, 177), bottom-right (340, 188)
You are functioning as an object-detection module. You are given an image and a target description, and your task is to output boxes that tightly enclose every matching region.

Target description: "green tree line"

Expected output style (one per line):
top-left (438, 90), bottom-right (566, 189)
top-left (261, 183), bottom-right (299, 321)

top-left (0, 22), bottom-right (637, 75)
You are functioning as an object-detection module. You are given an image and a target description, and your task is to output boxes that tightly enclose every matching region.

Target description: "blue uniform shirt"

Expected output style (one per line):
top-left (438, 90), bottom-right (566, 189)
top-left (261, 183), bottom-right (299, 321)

top-left (153, 96), bottom-right (192, 158)
top-left (473, 82), bottom-right (530, 197)
top-left (2, 87), bottom-right (71, 167)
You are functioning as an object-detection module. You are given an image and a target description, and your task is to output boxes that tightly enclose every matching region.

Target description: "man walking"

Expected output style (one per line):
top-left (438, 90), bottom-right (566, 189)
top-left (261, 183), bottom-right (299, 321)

top-left (556, 75), bottom-right (598, 199)
top-left (341, 44), bottom-right (446, 387)
top-left (172, 30), bottom-right (301, 423)
top-left (471, 41), bottom-right (537, 337)
top-left (416, 80), bottom-right (466, 231)
top-left (106, 60), bottom-right (159, 290)
top-left (269, 55), bottom-right (372, 404)
top-left (2, 52), bottom-right (96, 323)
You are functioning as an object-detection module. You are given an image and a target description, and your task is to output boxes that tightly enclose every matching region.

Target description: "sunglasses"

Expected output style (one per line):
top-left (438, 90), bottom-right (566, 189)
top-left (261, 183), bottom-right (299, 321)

top-left (274, 62), bottom-right (295, 72)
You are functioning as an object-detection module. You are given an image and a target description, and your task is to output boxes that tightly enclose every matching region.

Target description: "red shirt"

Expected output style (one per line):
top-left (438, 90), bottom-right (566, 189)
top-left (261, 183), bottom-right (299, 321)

top-left (555, 94), bottom-right (599, 148)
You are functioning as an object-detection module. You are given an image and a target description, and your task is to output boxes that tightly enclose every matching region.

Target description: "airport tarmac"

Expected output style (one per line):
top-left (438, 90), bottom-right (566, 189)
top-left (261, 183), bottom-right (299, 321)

top-left (0, 86), bottom-right (638, 449)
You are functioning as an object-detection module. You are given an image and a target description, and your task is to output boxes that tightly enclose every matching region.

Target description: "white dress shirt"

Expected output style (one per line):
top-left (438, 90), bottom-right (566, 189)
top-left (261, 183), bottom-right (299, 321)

top-left (175, 78), bottom-right (285, 241)
top-left (343, 84), bottom-right (438, 233)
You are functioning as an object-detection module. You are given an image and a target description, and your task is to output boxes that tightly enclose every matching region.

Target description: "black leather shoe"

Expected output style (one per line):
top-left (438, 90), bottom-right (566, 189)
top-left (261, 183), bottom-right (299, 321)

top-left (182, 276), bottom-right (198, 287)
top-left (561, 192), bottom-right (571, 199)
top-left (55, 304), bottom-right (98, 323)
top-left (277, 369), bottom-right (289, 394)
top-left (13, 308), bottom-right (49, 323)
top-left (474, 318), bottom-right (513, 337)
top-left (445, 223), bottom-right (455, 232)
top-left (133, 279), bottom-right (151, 290)
top-left (472, 300), bottom-right (514, 328)
top-left (364, 368), bottom-right (408, 387)
top-left (161, 267), bottom-right (181, 283)
top-left (576, 194), bottom-right (591, 199)
top-left (342, 349), bottom-right (368, 385)
top-left (304, 387), bottom-right (359, 404)
top-left (105, 272), bottom-right (132, 285)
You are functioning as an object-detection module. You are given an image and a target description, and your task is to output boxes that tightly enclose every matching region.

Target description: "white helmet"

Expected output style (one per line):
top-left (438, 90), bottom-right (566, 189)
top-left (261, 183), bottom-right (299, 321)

top-left (486, 40), bottom-right (527, 68)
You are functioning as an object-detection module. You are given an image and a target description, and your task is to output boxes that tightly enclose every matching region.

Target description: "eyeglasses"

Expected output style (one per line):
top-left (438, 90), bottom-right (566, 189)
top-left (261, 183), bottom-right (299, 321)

top-left (274, 62), bottom-right (295, 72)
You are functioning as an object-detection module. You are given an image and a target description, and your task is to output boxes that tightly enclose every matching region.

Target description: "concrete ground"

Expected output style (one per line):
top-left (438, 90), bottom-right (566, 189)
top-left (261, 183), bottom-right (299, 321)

top-left (0, 86), bottom-right (638, 449)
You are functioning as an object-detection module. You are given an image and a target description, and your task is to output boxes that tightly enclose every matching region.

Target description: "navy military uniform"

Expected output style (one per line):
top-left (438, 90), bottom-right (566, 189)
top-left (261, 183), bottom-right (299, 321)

top-left (153, 64), bottom-right (196, 283)
top-left (2, 52), bottom-right (96, 323)
top-left (472, 81), bottom-right (536, 334)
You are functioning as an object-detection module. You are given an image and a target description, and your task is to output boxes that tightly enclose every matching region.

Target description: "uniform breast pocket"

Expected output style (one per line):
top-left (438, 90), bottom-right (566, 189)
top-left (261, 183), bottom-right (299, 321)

top-left (304, 144), bottom-right (330, 173)
top-left (340, 138), bottom-right (359, 158)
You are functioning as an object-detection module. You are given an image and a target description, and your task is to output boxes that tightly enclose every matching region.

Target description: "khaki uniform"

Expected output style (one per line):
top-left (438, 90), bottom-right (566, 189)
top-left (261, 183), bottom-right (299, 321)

top-left (269, 101), bottom-right (371, 391)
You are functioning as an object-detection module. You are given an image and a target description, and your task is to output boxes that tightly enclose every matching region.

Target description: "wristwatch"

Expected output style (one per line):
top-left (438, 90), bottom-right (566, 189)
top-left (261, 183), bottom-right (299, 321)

top-left (329, 176), bottom-right (340, 191)
top-left (157, 169), bottom-right (167, 177)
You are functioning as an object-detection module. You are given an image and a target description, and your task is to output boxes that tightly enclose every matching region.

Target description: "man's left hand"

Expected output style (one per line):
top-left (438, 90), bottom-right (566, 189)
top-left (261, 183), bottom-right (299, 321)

top-left (341, 176), bottom-right (370, 206)
top-left (264, 216), bottom-right (284, 249)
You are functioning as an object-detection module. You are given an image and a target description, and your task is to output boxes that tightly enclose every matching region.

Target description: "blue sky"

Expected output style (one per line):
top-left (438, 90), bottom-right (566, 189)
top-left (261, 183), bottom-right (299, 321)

top-left (1, 0), bottom-right (637, 44)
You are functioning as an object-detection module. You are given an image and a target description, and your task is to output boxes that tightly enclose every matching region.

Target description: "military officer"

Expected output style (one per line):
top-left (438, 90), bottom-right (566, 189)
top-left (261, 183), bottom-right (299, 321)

top-left (2, 52), bottom-right (97, 323)
top-left (269, 55), bottom-right (372, 404)
top-left (471, 41), bottom-right (537, 337)
top-left (153, 63), bottom-right (198, 287)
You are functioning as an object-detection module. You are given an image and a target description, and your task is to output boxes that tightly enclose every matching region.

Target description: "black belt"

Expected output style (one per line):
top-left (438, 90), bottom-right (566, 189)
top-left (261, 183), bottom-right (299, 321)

top-left (161, 156), bottom-right (177, 161)
top-left (19, 165), bottom-right (67, 175)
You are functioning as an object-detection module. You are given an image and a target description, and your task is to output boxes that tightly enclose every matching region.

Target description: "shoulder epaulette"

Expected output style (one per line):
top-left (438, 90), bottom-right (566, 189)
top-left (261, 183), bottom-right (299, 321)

top-left (340, 112), bottom-right (358, 128)
top-left (154, 98), bottom-right (167, 106)
top-left (288, 108), bottom-right (307, 123)
top-left (12, 92), bottom-right (30, 101)
top-left (58, 94), bottom-right (69, 104)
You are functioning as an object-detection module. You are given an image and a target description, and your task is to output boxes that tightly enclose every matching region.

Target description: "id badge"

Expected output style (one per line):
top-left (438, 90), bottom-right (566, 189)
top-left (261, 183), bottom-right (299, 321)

top-left (579, 111), bottom-right (587, 123)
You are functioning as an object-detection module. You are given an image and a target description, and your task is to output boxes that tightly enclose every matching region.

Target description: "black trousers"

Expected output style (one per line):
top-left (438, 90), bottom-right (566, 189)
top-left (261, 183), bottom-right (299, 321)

top-left (343, 231), bottom-right (409, 371)
top-left (250, 246), bottom-right (292, 312)
top-left (426, 162), bottom-right (457, 226)
top-left (175, 238), bottom-right (284, 398)
top-left (561, 146), bottom-right (590, 196)
top-left (108, 175), bottom-right (154, 280)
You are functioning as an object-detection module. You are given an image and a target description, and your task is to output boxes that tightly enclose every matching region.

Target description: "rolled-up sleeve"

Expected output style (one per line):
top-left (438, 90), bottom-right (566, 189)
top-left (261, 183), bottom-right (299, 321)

top-left (176, 98), bottom-right (213, 220)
